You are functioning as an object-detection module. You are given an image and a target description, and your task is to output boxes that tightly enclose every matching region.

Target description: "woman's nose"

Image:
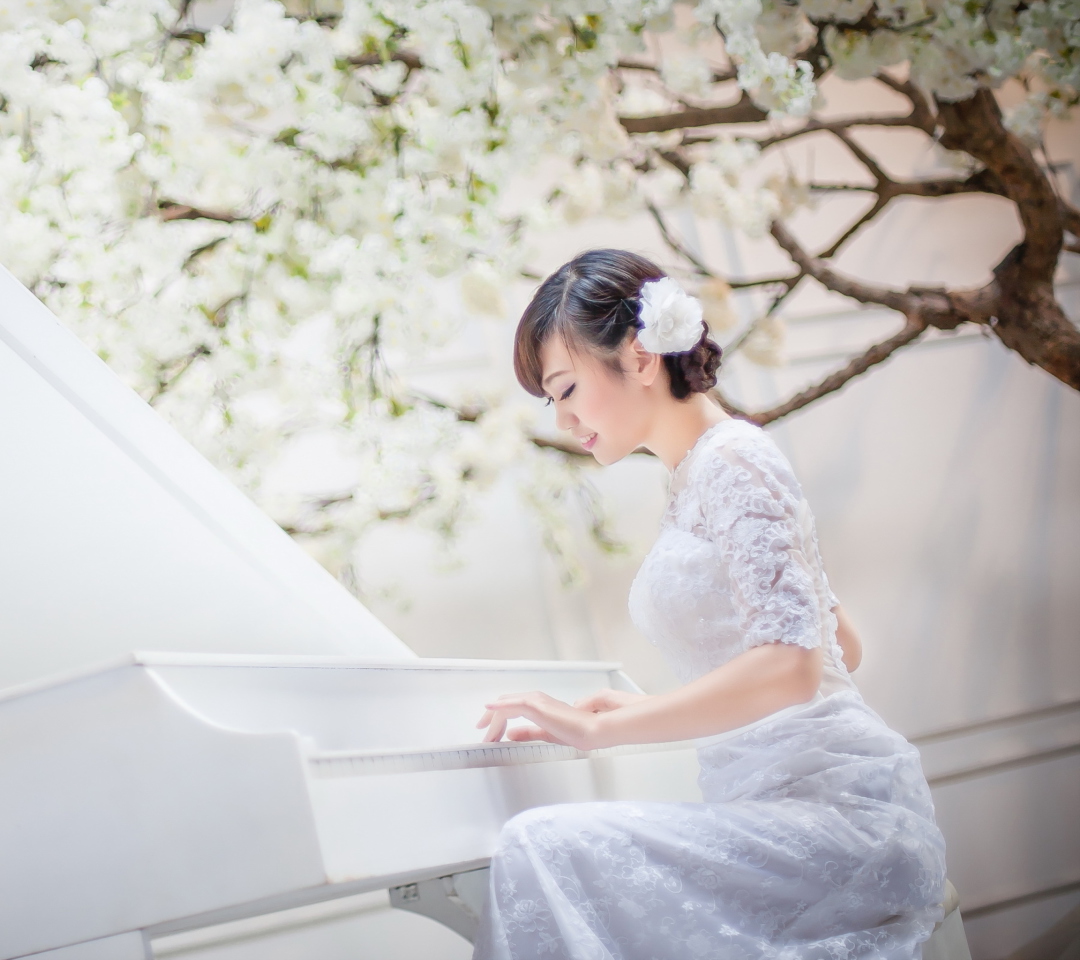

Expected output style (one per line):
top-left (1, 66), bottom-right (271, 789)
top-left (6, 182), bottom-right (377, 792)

top-left (554, 404), bottom-right (577, 433)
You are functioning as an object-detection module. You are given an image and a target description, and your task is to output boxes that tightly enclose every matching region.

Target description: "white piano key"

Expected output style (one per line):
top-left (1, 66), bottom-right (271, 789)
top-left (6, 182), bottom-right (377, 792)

top-left (307, 739), bottom-right (695, 777)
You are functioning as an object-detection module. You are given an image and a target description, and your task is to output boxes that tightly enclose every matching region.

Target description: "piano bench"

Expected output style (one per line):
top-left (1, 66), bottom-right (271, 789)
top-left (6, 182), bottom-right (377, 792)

top-left (924, 880), bottom-right (973, 960)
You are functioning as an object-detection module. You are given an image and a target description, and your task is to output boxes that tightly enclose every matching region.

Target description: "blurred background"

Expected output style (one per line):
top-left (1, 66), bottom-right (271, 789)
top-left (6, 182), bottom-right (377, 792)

top-left (1, 1), bottom-right (1078, 957)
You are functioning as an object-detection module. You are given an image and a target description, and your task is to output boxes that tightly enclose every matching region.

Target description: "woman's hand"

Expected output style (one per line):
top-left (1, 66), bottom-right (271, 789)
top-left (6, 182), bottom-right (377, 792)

top-left (476, 691), bottom-right (601, 750)
top-left (574, 688), bottom-right (652, 713)
top-left (833, 604), bottom-right (863, 672)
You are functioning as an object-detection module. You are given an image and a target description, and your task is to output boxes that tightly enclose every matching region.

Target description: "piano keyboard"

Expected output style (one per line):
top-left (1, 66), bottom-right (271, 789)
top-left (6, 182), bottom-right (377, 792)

top-left (309, 739), bottom-right (695, 778)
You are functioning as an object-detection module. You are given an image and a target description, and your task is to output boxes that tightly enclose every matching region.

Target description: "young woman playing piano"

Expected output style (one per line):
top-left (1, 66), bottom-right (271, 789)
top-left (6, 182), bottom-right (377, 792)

top-left (472, 249), bottom-right (947, 959)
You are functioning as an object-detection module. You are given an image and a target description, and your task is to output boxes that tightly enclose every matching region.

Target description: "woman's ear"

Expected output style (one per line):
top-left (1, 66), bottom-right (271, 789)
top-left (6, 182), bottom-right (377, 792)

top-left (623, 331), bottom-right (663, 387)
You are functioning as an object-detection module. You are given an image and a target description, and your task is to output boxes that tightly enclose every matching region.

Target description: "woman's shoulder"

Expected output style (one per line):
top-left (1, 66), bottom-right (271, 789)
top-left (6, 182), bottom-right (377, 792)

top-left (685, 418), bottom-right (803, 504)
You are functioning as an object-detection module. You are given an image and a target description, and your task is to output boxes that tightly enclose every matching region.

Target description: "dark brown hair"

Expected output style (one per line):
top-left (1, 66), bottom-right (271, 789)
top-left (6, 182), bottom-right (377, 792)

top-left (513, 249), bottom-right (722, 401)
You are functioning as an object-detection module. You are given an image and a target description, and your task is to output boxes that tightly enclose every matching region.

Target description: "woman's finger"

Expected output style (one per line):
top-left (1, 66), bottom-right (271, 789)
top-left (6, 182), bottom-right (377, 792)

top-left (484, 695), bottom-right (531, 711)
top-left (506, 724), bottom-right (562, 744)
top-left (483, 714), bottom-right (508, 743)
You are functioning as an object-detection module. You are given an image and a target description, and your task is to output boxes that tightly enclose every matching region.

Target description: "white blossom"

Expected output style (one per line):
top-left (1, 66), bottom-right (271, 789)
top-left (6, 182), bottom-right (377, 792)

top-left (0, 0), bottom-right (1074, 592)
top-left (660, 55), bottom-right (713, 98)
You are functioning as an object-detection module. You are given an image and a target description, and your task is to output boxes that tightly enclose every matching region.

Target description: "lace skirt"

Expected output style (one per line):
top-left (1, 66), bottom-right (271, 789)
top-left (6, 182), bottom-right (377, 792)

top-left (471, 690), bottom-right (947, 960)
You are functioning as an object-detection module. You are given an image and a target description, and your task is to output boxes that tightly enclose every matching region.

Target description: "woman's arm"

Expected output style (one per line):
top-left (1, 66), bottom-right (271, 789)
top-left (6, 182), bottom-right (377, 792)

top-left (833, 603), bottom-right (862, 672)
top-left (477, 641), bottom-right (823, 750)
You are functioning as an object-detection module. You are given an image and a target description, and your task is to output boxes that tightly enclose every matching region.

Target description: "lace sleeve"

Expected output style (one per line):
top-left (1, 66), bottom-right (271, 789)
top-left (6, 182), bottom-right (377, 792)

top-left (694, 434), bottom-right (824, 655)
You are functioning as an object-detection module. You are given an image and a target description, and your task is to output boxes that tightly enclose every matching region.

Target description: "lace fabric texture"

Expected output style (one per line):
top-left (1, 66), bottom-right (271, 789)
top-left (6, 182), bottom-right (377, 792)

top-left (473, 419), bottom-right (947, 960)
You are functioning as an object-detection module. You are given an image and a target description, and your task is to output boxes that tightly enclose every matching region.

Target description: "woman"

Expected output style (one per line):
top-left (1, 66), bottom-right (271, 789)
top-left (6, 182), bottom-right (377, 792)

top-left (471, 249), bottom-right (947, 960)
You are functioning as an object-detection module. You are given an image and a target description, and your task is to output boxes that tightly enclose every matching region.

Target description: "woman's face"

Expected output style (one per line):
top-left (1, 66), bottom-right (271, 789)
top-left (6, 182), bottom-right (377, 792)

top-left (538, 332), bottom-right (658, 465)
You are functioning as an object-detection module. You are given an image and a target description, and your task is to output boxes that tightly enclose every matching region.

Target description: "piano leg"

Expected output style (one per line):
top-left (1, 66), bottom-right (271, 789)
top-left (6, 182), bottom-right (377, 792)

top-left (13, 932), bottom-right (150, 960)
top-left (389, 866), bottom-right (491, 943)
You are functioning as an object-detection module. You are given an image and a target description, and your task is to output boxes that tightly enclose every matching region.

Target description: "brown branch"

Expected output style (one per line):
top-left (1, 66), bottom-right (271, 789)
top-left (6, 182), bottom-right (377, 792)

top-left (182, 236), bottom-right (227, 269)
top-left (872, 71), bottom-right (936, 132)
top-left (771, 221), bottom-right (919, 314)
top-left (616, 59), bottom-right (737, 84)
top-left (808, 167), bottom-right (1007, 200)
top-left (831, 128), bottom-right (889, 185)
top-left (934, 90), bottom-right (1080, 389)
top-left (148, 343), bottom-right (211, 403)
top-left (167, 28), bottom-right (206, 43)
top-left (620, 92), bottom-right (767, 134)
top-left (644, 201), bottom-right (714, 276)
top-left (752, 113), bottom-right (923, 149)
top-left (344, 50), bottom-right (424, 73)
top-left (813, 166), bottom-right (1010, 259)
top-left (746, 319), bottom-right (929, 426)
top-left (158, 200), bottom-right (243, 223)
top-left (711, 386), bottom-right (752, 420)
top-left (728, 273), bottom-right (802, 290)
top-left (937, 89), bottom-right (1062, 282)
top-left (657, 148), bottom-right (690, 178)
top-left (723, 272), bottom-right (806, 358)
top-left (807, 183), bottom-right (877, 193)
top-left (818, 194), bottom-right (890, 259)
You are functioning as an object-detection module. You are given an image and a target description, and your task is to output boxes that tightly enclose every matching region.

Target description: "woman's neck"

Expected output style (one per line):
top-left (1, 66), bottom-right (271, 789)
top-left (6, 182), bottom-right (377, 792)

top-left (644, 395), bottom-right (732, 473)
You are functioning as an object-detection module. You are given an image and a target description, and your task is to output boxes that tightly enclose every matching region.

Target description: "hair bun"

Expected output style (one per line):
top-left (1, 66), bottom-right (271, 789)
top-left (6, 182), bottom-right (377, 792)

top-left (665, 328), bottom-right (723, 400)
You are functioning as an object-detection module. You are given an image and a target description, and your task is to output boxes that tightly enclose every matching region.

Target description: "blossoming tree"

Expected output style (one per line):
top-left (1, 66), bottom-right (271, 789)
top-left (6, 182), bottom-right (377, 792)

top-left (1, 0), bottom-right (1077, 588)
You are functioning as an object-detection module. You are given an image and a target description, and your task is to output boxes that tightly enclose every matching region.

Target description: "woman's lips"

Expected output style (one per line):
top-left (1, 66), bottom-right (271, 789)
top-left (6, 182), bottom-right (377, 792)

top-left (581, 432), bottom-right (598, 450)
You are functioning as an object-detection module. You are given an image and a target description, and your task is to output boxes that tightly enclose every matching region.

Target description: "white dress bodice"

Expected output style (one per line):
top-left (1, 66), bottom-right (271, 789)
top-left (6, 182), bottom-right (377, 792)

top-left (628, 417), bottom-right (858, 699)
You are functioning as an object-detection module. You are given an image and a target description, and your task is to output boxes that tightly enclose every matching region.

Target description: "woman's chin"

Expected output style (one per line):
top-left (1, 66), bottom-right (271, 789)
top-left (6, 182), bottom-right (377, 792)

top-left (593, 443), bottom-right (631, 466)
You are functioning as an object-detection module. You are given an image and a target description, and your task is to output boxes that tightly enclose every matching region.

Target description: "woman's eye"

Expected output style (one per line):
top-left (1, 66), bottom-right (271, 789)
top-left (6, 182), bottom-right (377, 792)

top-left (560, 384), bottom-right (575, 401)
top-left (543, 396), bottom-right (554, 406)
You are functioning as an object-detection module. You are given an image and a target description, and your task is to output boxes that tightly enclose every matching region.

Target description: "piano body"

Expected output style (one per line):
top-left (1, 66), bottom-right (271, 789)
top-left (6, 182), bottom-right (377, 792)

top-left (0, 265), bottom-right (968, 960)
top-left (0, 264), bottom-right (700, 959)
top-left (0, 653), bottom-right (703, 959)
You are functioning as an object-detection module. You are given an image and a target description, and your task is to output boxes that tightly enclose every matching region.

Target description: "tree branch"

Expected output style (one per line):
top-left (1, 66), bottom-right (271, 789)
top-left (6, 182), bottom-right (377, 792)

top-left (620, 92), bottom-right (767, 134)
top-left (344, 50), bottom-right (424, 73)
top-left (818, 193), bottom-right (890, 259)
top-left (771, 221), bottom-right (921, 314)
top-left (644, 200), bottom-right (714, 276)
top-left (616, 59), bottom-right (737, 84)
top-left (872, 71), bottom-right (936, 132)
top-left (727, 273), bottom-right (802, 290)
top-left (938, 89), bottom-right (1062, 282)
top-left (831, 128), bottom-right (889, 185)
top-left (148, 343), bottom-right (211, 403)
top-left (935, 89), bottom-right (1080, 389)
top-left (746, 319), bottom-right (929, 425)
top-left (158, 200), bottom-right (243, 223)
top-left (808, 167), bottom-right (1007, 200)
top-left (750, 112), bottom-right (924, 149)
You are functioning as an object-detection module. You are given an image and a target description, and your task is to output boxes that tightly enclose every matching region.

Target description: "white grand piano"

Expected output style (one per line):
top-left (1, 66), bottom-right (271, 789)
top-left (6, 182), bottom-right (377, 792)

top-left (0, 266), bottom-right (703, 960)
top-left (0, 266), bottom-right (968, 960)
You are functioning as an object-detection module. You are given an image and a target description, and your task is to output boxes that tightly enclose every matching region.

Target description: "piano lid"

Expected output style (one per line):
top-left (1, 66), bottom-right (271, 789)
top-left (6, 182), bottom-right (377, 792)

top-left (0, 265), bottom-right (412, 692)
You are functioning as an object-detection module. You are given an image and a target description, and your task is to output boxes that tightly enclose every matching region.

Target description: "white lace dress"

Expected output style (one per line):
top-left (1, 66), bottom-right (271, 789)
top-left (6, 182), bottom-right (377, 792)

top-left (472, 418), bottom-right (947, 960)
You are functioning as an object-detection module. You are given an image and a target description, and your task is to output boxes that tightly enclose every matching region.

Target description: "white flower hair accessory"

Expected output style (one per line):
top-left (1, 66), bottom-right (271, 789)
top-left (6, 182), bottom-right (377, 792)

top-left (634, 277), bottom-right (705, 354)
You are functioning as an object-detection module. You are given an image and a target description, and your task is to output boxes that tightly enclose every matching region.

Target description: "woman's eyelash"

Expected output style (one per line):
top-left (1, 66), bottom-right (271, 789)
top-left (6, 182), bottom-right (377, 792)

top-left (543, 385), bottom-right (575, 406)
